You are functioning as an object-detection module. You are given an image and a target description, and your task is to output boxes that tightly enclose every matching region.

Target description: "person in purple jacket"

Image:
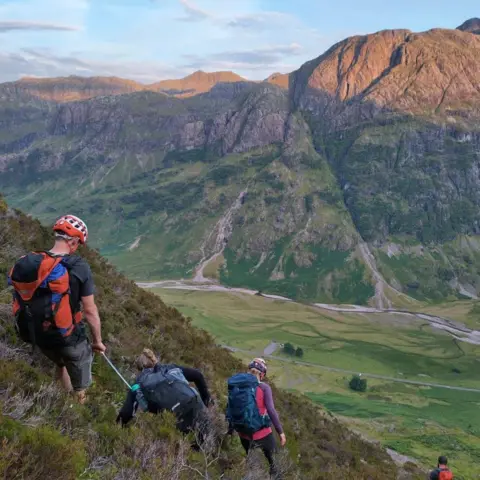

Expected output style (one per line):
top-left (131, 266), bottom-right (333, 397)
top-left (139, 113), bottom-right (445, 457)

top-left (231, 358), bottom-right (286, 478)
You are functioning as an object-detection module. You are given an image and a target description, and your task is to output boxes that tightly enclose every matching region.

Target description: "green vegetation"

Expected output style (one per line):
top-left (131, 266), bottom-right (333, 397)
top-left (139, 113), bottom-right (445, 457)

top-left (283, 342), bottom-right (304, 358)
top-left (0, 202), bottom-right (408, 479)
top-left (221, 244), bottom-right (374, 304)
top-left (156, 287), bottom-right (480, 478)
top-left (349, 374), bottom-right (367, 392)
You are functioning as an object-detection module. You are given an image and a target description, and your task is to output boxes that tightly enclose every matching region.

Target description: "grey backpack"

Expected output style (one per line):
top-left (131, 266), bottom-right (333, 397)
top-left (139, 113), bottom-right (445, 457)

top-left (138, 365), bottom-right (199, 414)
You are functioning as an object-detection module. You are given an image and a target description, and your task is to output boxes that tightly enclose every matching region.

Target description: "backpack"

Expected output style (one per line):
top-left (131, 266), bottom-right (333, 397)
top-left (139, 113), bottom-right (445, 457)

top-left (138, 365), bottom-right (199, 415)
top-left (226, 373), bottom-right (271, 435)
top-left (438, 469), bottom-right (453, 480)
top-left (8, 252), bottom-right (81, 349)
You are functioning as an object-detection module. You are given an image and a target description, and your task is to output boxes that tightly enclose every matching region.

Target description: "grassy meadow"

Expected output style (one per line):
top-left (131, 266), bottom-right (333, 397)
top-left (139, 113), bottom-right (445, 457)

top-left (154, 288), bottom-right (480, 479)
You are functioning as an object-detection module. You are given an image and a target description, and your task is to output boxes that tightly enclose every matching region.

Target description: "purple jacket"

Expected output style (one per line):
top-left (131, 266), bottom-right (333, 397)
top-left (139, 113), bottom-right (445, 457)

top-left (239, 382), bottom-right (284, 440)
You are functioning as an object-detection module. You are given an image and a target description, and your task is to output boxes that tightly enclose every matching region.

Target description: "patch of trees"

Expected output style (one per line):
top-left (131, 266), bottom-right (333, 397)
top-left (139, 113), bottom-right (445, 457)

top-left (283, 342), bottom-right (304, 358)
top-left (349, 374), bottom-right (367, 392)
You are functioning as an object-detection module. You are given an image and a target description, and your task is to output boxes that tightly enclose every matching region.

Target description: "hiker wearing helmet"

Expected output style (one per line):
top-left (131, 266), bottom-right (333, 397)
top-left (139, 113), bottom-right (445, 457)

top-left (226, 358), bottom-right (286, 478)
top-left (430, 456), bottom-right (453, 479)
top-left (117, 348), bottom-right (213, 442)
top-left (8, 214), bottom-right (105, 404)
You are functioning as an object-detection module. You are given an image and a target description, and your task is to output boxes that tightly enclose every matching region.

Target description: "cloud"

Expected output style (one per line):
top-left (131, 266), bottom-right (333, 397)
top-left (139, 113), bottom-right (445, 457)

top-left (0, 20), bottom-right (80, 32)
top-left (183, 43), bottom-right (303, 75)
top-left (177, 0), bottom-right (212, 22)
top-left (227, 11), bottom-right (292, 30)
top-left (0, 48), bottom-right (187, 84)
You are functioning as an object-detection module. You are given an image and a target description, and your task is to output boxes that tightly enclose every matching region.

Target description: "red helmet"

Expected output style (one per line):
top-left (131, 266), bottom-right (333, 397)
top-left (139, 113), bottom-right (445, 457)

top-left (53, 215), bottom-right (88, 244)
top-left (249, 358), bottom-right (267, 376)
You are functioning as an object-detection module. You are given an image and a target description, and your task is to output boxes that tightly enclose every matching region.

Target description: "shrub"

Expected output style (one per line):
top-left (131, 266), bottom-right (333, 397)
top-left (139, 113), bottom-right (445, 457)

top-left (349, 374), bottom-right (367, 392)
top-left (283, 342), bottom-right (295, 355)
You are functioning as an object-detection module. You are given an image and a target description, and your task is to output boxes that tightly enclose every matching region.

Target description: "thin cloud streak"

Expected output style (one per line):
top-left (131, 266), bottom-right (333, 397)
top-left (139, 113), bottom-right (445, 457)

top-left (0, 20), bottom-right (80, 32)
top-left (0, 49), bottom-right (187, 84)
top-left (177, 0), bottom-right (212, 22)
top-left (183, 43), bottom-right (303, 71)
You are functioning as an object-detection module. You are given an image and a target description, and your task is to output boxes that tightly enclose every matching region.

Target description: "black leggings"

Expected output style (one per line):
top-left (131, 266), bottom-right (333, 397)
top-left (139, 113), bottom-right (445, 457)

top-left (241, 433), bottom-right (279, 477)
top-left (177, 403), bottom-right (210, 447)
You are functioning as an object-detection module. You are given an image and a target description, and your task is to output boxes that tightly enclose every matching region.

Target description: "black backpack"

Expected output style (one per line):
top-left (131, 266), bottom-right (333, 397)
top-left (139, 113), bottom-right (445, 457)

top-left (138, 365), bottom-right (199, 415)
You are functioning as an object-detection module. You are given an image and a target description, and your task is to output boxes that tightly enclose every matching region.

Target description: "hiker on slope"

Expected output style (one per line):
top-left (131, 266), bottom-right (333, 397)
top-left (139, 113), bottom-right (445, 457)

top-left (227, 358), bottom-right (286, 479)
top-left (430, 456), bottom-right (453, 480)
top-left (8, 215), bottom-right (106, 404)
top-left (117, 348), bottom-right (213, 442)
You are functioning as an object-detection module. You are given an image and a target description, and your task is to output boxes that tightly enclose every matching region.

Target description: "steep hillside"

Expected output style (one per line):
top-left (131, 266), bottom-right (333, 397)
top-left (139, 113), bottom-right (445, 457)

top-left (0, 197), bottom-right (421, 479)
top-left (291, 25), bottom-right (480, 302)
top-left (0, 22), bottom-right (480, 305)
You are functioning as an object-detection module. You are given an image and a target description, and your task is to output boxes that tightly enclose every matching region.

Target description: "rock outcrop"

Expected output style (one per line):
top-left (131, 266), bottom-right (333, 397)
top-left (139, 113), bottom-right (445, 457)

top-left (457, 17), bottom-right (480, 35)
top-left (293, 28), bottom-right (480, 118)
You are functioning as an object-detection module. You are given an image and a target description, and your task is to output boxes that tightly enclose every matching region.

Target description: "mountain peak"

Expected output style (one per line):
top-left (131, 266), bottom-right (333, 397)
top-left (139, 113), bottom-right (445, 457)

top-left (293, 26), bottom-right (480, 114)
top-left (457, 18), bottom-right (480, 34)
top-left (265, 72), bottom-right (289, 89)
top-left (184, 70), bottom-right (245, 81)
top-left (149, 70), bottom-right (246, 97)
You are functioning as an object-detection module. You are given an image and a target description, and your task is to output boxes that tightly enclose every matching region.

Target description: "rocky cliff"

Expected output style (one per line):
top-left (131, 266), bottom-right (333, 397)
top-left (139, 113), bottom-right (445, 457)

top-left (0, 22), bottom-right (479, 305)
top-left (292, 27), bottom-right (480, 118)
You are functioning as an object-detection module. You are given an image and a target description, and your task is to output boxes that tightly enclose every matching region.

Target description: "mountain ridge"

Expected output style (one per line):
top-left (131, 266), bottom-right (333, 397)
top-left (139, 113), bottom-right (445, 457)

top-left (0, 70), bottom-right (250, 103)
top-left (0, 21), bottom-right (480, 306)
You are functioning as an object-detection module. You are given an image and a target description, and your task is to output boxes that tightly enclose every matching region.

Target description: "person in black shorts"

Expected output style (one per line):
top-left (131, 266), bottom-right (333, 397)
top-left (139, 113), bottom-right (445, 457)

top-left (40, 215), bottom-right (106, 403)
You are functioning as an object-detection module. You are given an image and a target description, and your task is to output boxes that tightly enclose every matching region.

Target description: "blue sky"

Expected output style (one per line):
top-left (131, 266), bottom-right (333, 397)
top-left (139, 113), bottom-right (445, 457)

top-left (0, 0), bottom-right (477, 83)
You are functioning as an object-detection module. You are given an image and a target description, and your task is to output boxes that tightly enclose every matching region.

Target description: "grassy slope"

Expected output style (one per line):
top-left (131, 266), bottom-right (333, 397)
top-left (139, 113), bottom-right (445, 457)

top-left (156, 288), bottom-right (480, 479)
top-left (0, 198), bottom-right (409, 480)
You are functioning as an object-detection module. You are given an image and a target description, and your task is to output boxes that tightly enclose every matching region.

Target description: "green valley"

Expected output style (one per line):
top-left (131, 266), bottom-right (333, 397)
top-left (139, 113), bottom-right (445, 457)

top-left (153, 287), bottom-right (480, 479)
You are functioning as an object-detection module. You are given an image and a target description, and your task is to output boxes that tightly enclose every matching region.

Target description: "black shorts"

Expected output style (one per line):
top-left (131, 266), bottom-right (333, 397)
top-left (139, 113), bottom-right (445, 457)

top-left (41, 339), bottom-right (93, 391)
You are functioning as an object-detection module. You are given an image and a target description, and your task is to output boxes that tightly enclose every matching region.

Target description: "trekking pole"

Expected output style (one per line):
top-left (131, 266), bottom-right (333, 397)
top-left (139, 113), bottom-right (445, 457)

top-left (101, 352), bottom-right (132, 389)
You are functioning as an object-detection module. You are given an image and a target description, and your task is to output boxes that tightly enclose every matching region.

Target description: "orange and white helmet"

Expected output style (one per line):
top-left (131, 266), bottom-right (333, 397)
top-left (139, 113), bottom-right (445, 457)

top-left (53, 215), bottom-right (88, 244)
top-left (249, 357), bottom-right (267, 376)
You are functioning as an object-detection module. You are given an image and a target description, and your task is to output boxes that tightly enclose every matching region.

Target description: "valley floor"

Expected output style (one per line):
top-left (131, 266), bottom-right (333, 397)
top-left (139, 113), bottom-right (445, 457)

top-left (146, 284), bottom-right (480, 479)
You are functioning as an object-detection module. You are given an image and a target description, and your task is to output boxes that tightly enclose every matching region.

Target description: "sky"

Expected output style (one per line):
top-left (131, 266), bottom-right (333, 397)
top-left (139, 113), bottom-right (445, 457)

top-left (0, 0), bottom-right (478, 83)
